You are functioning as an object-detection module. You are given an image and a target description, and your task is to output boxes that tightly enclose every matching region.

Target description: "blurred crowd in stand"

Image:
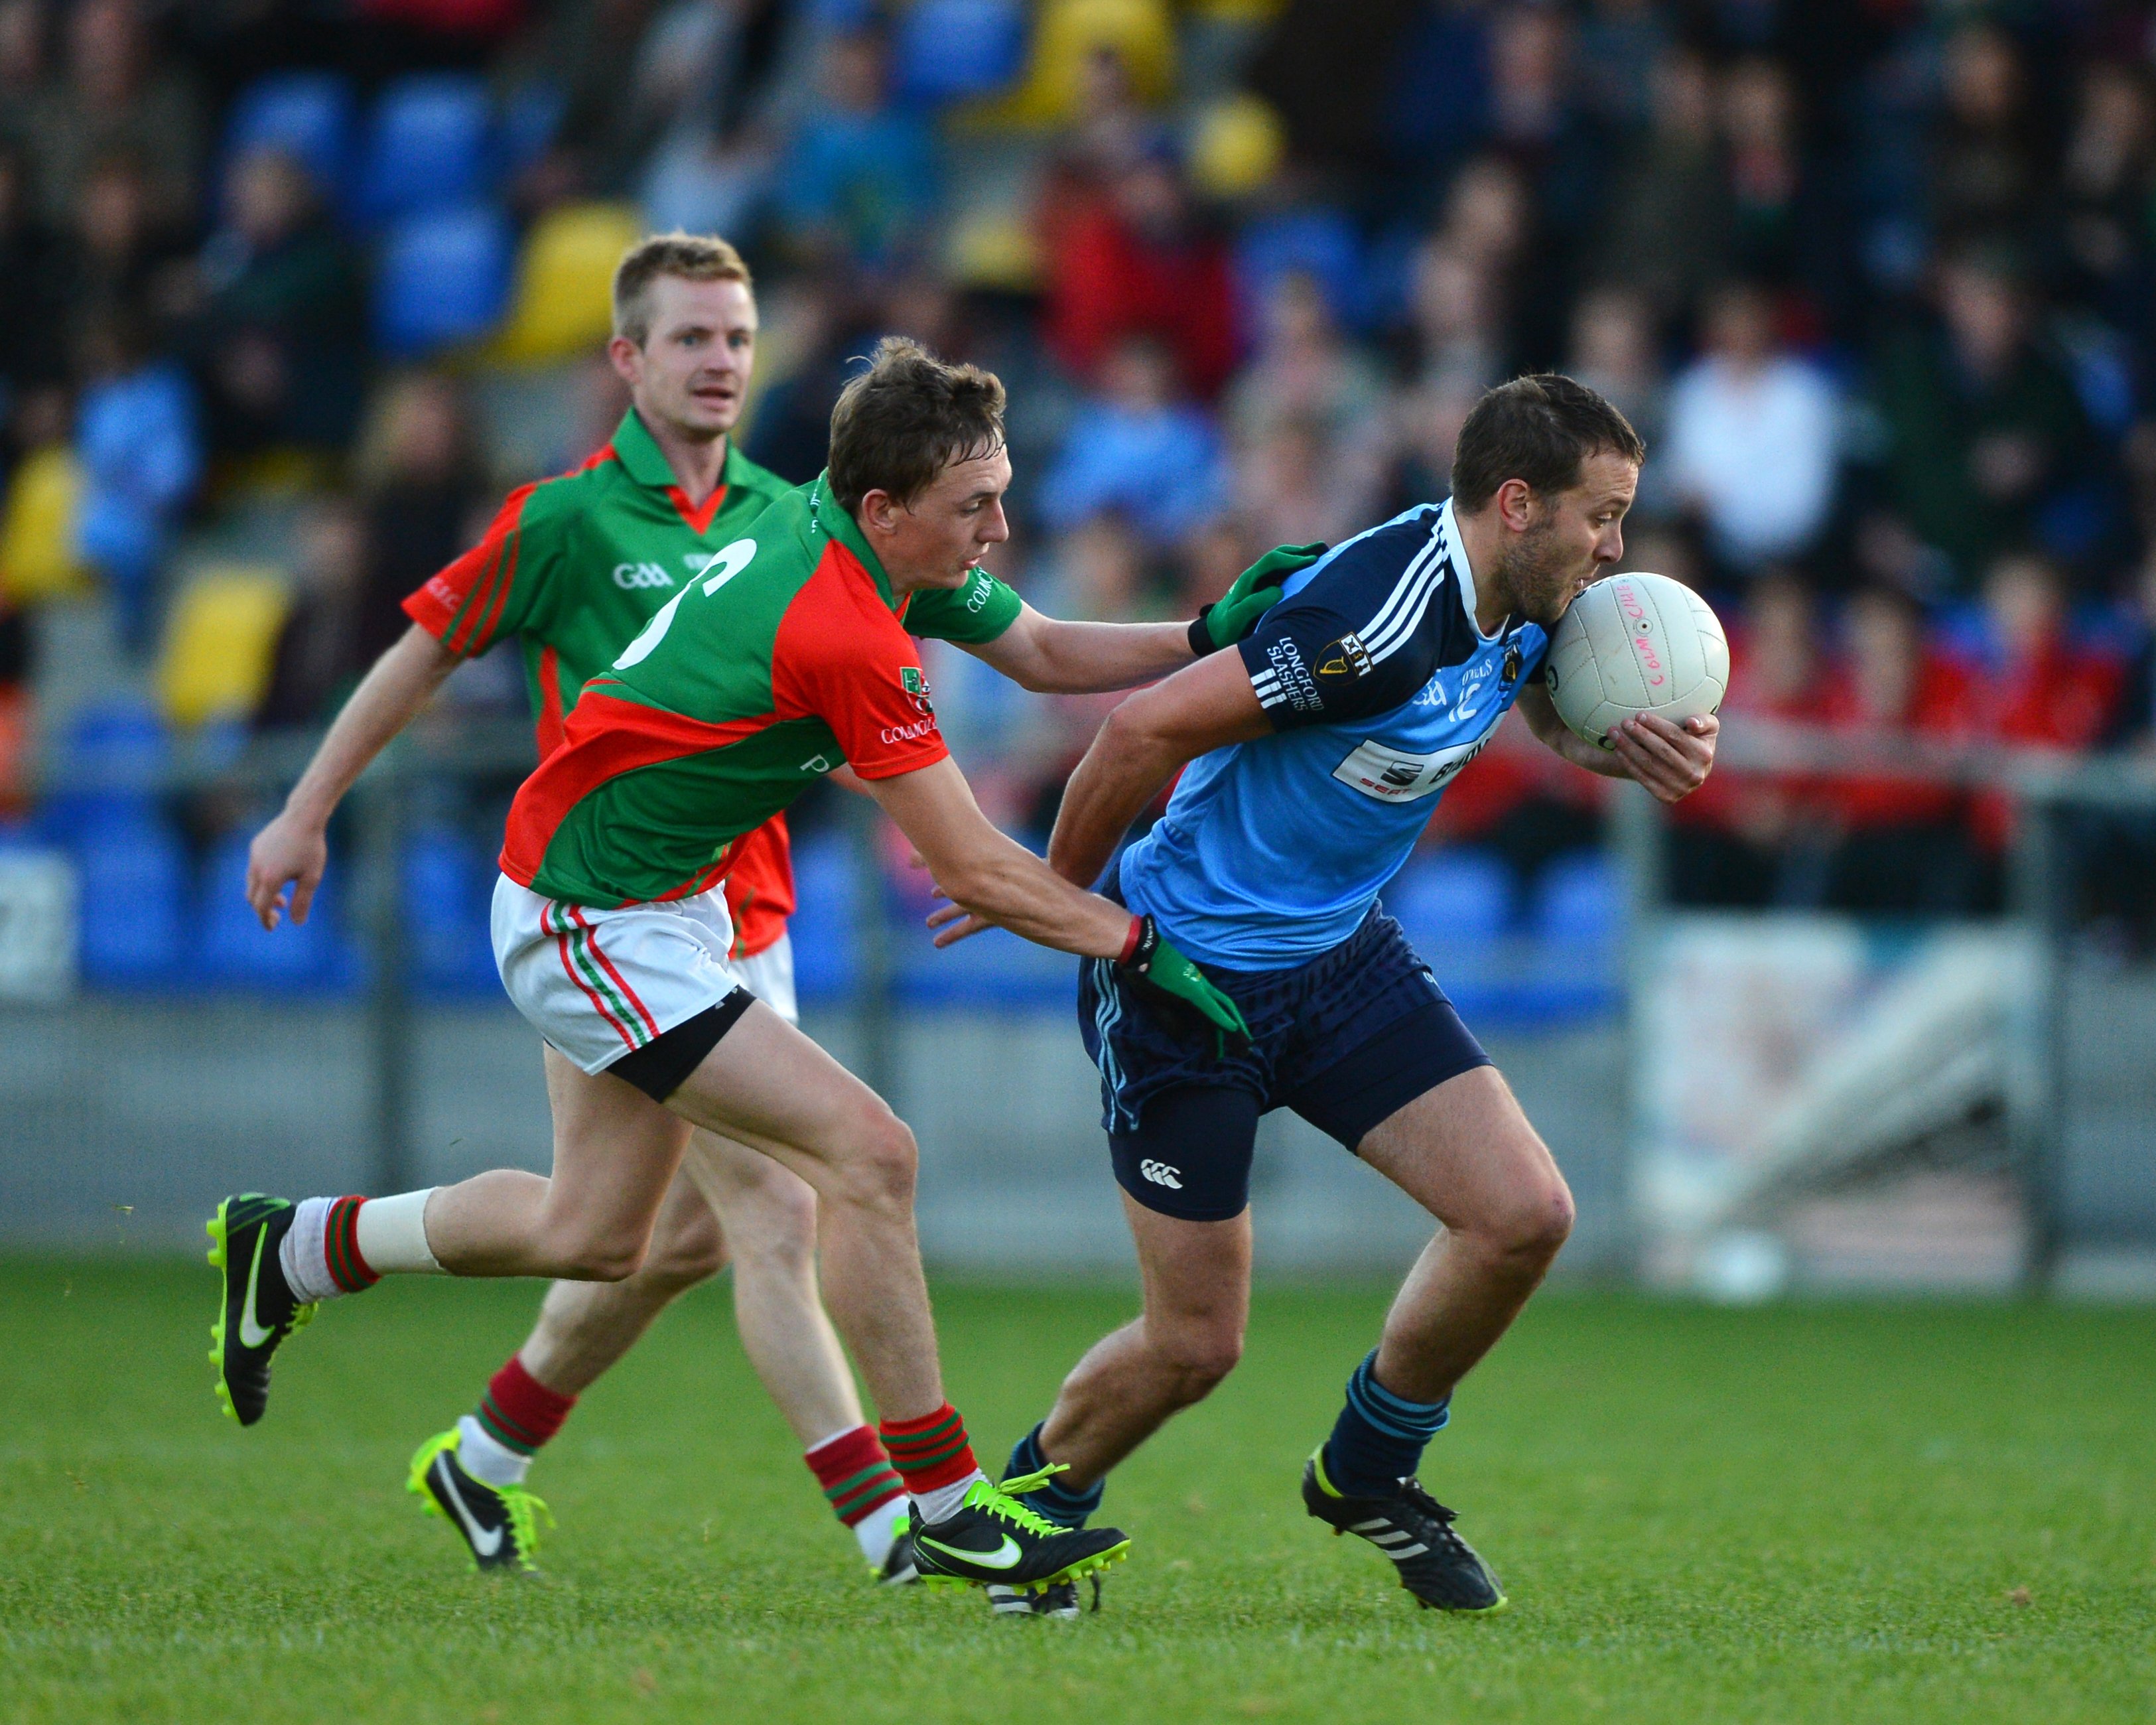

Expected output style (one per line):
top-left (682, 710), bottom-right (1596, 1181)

top-left (7, 0), bottom-right (2156, 970)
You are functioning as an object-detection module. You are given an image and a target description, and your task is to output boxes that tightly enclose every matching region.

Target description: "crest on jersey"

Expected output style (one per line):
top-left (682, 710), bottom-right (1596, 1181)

top-left (900, 665), bottom-right (935, 716)
top-left (1503, 644), bottom-right (1522, 683)
top-left (1317, 632), bottom-right (1373, 679)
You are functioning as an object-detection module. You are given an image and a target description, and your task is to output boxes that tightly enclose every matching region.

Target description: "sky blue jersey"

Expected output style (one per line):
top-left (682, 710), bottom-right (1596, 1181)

top-left (1119, 499), bottom-right (1548, 969)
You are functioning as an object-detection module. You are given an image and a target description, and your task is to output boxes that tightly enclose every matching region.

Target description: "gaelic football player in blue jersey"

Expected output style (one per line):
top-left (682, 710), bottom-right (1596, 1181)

top-left (939, 376), bottom-right (1720, 1616)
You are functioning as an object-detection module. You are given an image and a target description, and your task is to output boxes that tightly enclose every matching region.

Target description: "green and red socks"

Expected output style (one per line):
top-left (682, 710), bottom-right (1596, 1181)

top-left (878, 1403), bottom-right (986, 1524)
top-left (279, 1190), bottom-right (442, 1304)
top-left (804, 1424), bottom-right (909, 1567)
top-left (457, 1354), bottom-right (577, 1488)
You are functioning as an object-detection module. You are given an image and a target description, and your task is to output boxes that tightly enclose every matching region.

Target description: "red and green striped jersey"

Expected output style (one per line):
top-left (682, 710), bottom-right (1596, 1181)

top-left (500, 472), bottom-right (1024, 908)
top-left (401, 409), bottom-right (799, 950)
top-left (403, 408), bottom-right (795, 757)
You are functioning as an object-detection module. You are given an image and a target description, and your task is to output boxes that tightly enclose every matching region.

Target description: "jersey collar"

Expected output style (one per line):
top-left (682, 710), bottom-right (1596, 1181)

top-left (611, 409), bottom-right (750, 526)
top-left (805, 471), bottom-right (900, 608)
top-left (1438, 497), bottom-right (1507, 645)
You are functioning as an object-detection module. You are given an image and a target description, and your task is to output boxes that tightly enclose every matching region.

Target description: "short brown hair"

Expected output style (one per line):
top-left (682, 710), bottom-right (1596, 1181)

top-left (612, 232), bottom-right (753, 346)
top-left (1450, 374), bottom-right (1645, 513)
top-left (827, 336), bottom-right (1007, 513)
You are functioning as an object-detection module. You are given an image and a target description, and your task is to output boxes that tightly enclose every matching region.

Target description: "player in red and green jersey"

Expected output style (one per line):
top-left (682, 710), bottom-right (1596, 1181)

top-left (239, 236), bottom-right (923, 1584)
top-left (221, 331), bottom-right (1296, 1599)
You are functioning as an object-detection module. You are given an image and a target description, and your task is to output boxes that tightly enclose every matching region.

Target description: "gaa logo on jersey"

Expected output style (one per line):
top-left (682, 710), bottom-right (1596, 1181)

top-left (613, 561), bottom-right (673, 590)
top-left (900, 665), bottom-right (935, 717)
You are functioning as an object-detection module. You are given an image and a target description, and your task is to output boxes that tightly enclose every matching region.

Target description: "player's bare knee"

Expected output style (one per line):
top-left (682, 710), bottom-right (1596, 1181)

top-left (640, 1213), bottom-right (726, 1289)
top-left (1150, 1316), bottom-right (1245, 1400)
top-left (543, 1221), bottom-right (652, 1282)
top-left (1488, 1174), bottom-right (1575, 1267)
top-left (835, 1108), bottom-right (917, 1212)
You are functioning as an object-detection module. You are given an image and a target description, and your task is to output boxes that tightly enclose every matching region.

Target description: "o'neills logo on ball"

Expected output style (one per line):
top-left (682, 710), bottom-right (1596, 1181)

top-left (1615, 581), bottom-right (1666, 688)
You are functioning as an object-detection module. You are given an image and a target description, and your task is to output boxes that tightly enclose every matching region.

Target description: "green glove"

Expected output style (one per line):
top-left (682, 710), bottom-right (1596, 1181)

top-left (1189, 541), bottom-right (1328, 655)
top-left (1121, 915), bottom-right (1252, 1054)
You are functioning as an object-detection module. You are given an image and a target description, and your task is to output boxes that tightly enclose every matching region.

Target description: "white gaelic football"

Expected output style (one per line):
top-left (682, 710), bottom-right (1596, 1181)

top-left (1543, 571), bottom-right (1729, 749)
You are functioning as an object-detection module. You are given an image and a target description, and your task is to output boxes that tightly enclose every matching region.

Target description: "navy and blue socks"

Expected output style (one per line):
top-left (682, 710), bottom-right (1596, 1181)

top-left (1321, 1349), bottom-right (1450, 1497)
top-left (1004, 1422), bottom-right (1104, 1529)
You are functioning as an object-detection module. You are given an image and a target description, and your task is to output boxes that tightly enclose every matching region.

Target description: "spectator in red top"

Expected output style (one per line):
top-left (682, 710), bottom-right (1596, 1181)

top-left (1043, 144), bottom-right (1239, 401)
top-left (1812, 584), bottom-right (1986, 914)
top-left (1966, 551), bottom-right (2122, 849)
top-left (1670, 571), bottom-right (1826, 906)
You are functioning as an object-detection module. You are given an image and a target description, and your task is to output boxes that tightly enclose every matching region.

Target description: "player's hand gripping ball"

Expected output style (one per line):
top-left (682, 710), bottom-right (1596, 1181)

top-left (1544, 571), bottom-right (1729, 749)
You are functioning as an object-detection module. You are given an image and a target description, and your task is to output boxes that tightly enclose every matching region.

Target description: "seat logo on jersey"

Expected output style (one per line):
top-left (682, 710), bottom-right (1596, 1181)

top-left (1139, 1160), bottom-right (1183, 1190)
top-left (1331, 732), bottom-right (1495, 803)
top-left (1317, 632), bottom-right (1373, 679)
top-left (613, 561), bottom-right (673, 590)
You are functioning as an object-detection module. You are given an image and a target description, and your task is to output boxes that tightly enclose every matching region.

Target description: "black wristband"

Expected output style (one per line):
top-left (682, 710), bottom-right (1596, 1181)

top-left (1120, 912), bottom-right (1160, 975)
top-left (1187, 608), bottom-right (1217, 657)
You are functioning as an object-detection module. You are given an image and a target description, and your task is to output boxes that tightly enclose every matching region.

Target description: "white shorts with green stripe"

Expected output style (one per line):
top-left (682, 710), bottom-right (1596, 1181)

top-left (491, 875), bottom-right (746, 1076)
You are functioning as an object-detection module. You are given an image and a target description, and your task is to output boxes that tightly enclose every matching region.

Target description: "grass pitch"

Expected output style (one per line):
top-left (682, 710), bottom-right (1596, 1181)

top-left (1, 1260), bottom-right (2152, 1724)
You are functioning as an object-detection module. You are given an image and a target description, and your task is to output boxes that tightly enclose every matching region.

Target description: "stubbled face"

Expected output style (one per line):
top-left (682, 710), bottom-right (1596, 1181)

top-left (1502, 451), bottom-right (1639, 627)
top-left (866, 446), bottom-right (1012, 592)
top-left (611, 275), bottom-right (757, 443)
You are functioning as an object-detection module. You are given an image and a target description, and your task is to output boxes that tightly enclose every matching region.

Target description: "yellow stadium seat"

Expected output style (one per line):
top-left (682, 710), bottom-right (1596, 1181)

top-left (1188, 92), bottom-right (1285, 199)
top-left (489, 201), bottom-right (645, 367)
top-left (154, 564), bottom-right (291, 729)
top-left (1187, 0), bottom-right (1286, 20)
top-left (0, 445), bottom-right (92, 606)
top-left (973, 0), bottom-right (1177, 127)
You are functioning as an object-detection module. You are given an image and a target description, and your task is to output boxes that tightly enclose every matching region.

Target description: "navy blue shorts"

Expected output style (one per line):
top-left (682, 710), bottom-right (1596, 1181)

top-left (1077, 897), bottom-right (1491, 1223)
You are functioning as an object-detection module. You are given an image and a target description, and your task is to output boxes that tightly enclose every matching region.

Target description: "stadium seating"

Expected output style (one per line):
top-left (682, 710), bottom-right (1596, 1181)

top-left (1532, 851), bottom-right (1625, 948)
top-left (985, 0), bottom-right (1177, 124)
top-left (74, 814), bottom-right (188, 987)
top-left (373, 204), bottom-right (513, 357)
top-left (403, 824), bottom-right (500, 997)
top-left (787, 831), bottom-right (860, 1004)
top-left (1383, 848), bottom-right (1513, 949)
top-left (40, 699), bottom-right (168, 838)
top-left (223, 72), bottom-right (358, 206)
top-left (894, 0), bottom-right (1028, 106)
top-left (153, 564), bottom-right (290, 730)
top-left (356, 74), bottom-right (495, 224)
top-left (490, 201), bottom-right (643, 366)
top-left (1235, 207), bottom-right (1369, 332)
top-left (194, 832), bottom-right (364, 994)
top-left (0, 444), bottom-right (90, 606)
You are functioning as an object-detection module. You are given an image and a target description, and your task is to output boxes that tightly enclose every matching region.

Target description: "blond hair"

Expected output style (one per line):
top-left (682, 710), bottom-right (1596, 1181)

top-left (612, 232), bottom-right (754, 346)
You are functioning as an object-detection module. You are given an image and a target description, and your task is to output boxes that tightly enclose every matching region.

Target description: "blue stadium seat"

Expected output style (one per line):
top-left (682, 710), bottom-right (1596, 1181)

top-left (1532, 851), bottom-right (1623, 947)
top-left (224, 71), bottom-right (358, 206)
top-left (787, 831), bottom-right (860, 1004)
top-left (1235, 208), bottom-right (1369, 332)
top-left (1382, 849), bottom-right (1513, 949)
top-left (74, 815), bottom-right (188, 987)
top-left (194, 833), bottom-right (364, 995)
top-left (357, 74), bottom-right (494, 223)
top-left (42, 697), bottom-right (170, 839)
top-left (405, 825), bottom-right (499, 998)
top-left (373, 205), bottom-right (512, 356)
top-left (894, 0), bottom-right (1028, 105)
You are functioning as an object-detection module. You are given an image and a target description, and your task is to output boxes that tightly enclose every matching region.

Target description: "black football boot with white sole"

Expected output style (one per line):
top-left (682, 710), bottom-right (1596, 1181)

top-left (1302, 1447), bottom-right (1507, 1613)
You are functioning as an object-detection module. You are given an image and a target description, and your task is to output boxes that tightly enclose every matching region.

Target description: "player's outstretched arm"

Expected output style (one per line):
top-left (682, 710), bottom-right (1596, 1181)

top-left (246, 623), bottom-right (461, 929)
top-left (1516, 682), bottom-right (1718, 803)
top-left (864, 758), bottom-right (1134, 957)
top-left (1047, 648), bottom-right (1274, 892)
top-left (961, 543), bottom-right (1323, 694)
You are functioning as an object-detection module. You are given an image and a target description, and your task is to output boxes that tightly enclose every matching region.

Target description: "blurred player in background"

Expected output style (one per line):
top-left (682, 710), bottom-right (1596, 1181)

top-left (943, 376), bottom-right (1719, 1617)
top-left (221, 335), bottom-right (1292, 1600)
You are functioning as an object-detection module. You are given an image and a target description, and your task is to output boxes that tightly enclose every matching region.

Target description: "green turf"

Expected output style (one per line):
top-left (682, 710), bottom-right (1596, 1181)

top-left (1, 1259), bottom-right (2152, 1724)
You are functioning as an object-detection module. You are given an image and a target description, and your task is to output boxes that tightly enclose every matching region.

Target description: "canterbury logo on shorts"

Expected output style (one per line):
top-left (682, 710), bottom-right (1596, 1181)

top-left (1139, 1160), bottom-right (1184, 1190)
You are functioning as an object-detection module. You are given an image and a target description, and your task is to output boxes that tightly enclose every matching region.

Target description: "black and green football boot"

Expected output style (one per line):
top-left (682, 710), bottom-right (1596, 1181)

top-left (1302, 1446), bottom-right (1507, 1613)
top-left (986, 1578), bottom-right (1092, 1618)
top-left (409, 1430), bottom-right (552, 1574)
top-left (910, 1468), bottom-right (1130, 1592)
top-left (206, 1194), bottom-right (315, 1426)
